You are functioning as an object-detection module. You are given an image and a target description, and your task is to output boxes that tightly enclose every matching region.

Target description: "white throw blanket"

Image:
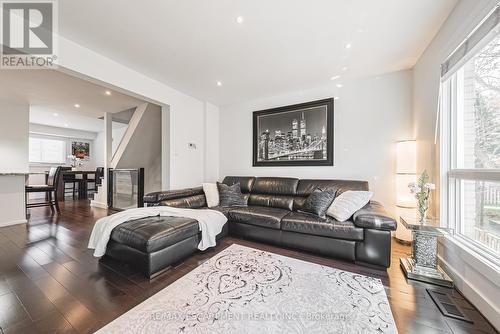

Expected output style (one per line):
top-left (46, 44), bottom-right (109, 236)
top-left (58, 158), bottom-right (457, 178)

top-left (88, 206), bottom-right (227, 257)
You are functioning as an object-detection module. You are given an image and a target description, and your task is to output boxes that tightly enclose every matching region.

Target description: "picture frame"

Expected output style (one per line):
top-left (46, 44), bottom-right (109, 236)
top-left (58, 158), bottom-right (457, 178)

top-left (253, 98), bottom-right (334, 166)
top-left (71, 141), bottom-right (91, 160)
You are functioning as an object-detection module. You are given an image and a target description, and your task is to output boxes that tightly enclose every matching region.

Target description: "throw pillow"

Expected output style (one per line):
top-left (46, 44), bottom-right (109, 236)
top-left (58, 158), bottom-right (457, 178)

top-left (326, 190), bottom-right (373, 222)
top-left (300, 188), bottom-right (337, 218)
top-left (202, 183), bottom-right (219, 208)
top-left (217, 182), bottom-right (247, 207)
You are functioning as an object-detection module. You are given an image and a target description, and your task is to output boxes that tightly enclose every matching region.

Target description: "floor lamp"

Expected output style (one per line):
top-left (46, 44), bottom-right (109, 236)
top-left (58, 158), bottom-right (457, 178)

top-left (395, 140), bottom-right (416, 244)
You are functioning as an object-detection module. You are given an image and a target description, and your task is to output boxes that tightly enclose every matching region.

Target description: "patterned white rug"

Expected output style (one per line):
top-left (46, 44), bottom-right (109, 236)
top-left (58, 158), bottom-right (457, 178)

top-left (97, 244), bottom-right (397, 333)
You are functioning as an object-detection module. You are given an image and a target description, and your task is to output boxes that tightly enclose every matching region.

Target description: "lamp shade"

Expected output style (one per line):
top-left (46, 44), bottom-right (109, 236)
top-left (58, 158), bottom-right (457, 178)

top-left (396, 140), bottom-right (416, 174)
top-left (396, 174), bottom-right (417, 208)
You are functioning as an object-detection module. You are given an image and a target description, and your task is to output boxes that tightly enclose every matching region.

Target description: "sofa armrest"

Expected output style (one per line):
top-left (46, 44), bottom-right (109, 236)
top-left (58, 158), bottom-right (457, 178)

top-left (144, 186), bottom-right (206, 208)
top-left (353, 201), bottom-right (397, 231)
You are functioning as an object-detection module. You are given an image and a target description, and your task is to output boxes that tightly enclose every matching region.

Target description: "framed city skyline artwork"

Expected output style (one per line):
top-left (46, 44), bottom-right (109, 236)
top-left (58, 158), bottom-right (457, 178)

top-left (253, 98), bottom-right (334, 166)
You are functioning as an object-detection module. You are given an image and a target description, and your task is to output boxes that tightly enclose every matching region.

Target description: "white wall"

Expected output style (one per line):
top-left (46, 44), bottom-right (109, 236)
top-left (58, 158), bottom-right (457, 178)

top-left (413, 0), bottom-right (499, 330)
top-left (57, 36), bottom-right (208, 189)
top-left (94, 130), bottom-right (105, 168)
top-left (0, 101), bottom-right (29, 226)
top-left (111, 124), bottom-right (128, 158)
top-left (204, 102), bottom-right (220, 183)
top-left (220, 70), bottom-right (413, 212)
top-left (1, 101), bottom-right (29, 173)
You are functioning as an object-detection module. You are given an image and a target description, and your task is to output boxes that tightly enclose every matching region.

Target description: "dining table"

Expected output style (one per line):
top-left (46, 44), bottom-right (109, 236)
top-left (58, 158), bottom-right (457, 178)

top-left (58, 170), bottom-right (97, 200)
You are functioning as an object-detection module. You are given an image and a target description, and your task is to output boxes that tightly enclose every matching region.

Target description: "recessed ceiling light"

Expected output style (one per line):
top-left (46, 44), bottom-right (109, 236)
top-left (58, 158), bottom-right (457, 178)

top-left (216, 81), bottom-right (222, 86)
top-left (236, 16), bottom-right (244, 24)
top-left (330, 75), bottom-right (341, 81)
top-left (341, 66), bottom-right (348, 72)
top-left (53, 113), bottom-right (58, 117)
top-left (74, 104), bottom-right (80, 108)
top-left (336, 83), bottom-right (343, 88)
top-left (345, 43), bottom-right (352, 49)
top-left (105, 90), bottom-right (112, 96)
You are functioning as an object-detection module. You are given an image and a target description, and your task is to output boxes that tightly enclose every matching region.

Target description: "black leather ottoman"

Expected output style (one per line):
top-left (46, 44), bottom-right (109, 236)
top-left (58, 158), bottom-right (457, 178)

top-left (103, 216), bottom-right (201, 278)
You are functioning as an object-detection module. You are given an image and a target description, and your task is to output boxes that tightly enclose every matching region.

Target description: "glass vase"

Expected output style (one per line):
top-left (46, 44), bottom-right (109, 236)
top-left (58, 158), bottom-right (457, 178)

top-left (418, 199), bottom-right (429, 223)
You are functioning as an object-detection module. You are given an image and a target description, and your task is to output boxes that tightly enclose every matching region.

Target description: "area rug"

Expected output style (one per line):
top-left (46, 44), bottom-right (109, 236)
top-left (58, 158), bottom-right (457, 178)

top-left (96, 244), bottom-right (397, 333)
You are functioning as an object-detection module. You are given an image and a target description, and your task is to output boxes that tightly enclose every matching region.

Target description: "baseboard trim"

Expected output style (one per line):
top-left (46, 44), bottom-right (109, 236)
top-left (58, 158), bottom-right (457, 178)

top-left (90, 200), bottom-right (108, 209)
top-left (0, 219), bottom-right (27, 228)
top-left (439, 255), bottom-right (500, 331)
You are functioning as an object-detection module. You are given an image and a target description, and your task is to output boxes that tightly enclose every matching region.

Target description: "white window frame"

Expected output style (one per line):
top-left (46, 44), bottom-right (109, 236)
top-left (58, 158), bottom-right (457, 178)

top-left (29, 135), bottom-right (67, 164)
top-left (440, 58), bottom-right (500, 267)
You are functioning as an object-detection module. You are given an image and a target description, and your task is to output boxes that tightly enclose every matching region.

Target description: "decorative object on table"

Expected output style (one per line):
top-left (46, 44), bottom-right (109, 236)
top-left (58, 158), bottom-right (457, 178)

top-left (253, 98), bottom-right (334, 166)
top-left (395, 140), bottom-right (417, 243)
top-left (96, 244), bottom-right (397, 334)
top-left (67, 155), bottom-right (84, 171)
top-left (408, 170), bottom-right (435, 223)
top-left (399, 216), bottom-right (454, 287)
top-left (71, 141), bottom-right (90, 159)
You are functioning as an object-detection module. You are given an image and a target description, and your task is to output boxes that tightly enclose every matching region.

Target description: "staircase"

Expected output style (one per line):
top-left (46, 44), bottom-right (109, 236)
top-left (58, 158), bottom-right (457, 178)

top-left (91, 103), bottom-right (161, 208)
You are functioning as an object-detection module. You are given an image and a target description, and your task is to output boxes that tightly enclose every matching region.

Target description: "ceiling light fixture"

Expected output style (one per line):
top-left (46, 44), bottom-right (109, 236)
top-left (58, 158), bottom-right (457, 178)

top-left (345, 43), bottom-right (352, 49)
top-left (105, 90), bottom-right (112, 96)
top-left (216, 81), bottom-right (222, 86)
top-left (53, 113), bottom-right (58, 117)
top-left (341, 66), bottom-right (348, 72)
top-left (330, 75), bottom-right (341, 81)
top-left (336, 83), bottom-right (343, 88)
top-left (236, 16), bottom-right (244, 24)
top-left (74, 104), bottom-right (80, 108)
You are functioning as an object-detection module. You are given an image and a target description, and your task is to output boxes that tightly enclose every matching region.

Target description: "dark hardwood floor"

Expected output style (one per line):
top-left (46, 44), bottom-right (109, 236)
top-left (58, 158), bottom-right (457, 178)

top-left (0, 200), bottom-right (496, 334)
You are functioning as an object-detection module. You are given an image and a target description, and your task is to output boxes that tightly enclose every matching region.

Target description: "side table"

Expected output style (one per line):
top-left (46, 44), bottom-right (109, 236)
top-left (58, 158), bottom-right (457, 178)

top-left (399, 216), bottom-right (454, 288)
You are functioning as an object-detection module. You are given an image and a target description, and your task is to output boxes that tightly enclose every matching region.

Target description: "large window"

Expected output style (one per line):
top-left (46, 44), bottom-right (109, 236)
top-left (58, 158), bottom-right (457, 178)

top-left (442, 28), bottom-right (500, 260)
top-left (29, 136), bottom-right (67, 164)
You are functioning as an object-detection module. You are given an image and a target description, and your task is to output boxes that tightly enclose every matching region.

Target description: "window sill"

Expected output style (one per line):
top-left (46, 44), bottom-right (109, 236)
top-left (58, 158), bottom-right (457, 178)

top-left (441, 234), bottom-right (500, 287)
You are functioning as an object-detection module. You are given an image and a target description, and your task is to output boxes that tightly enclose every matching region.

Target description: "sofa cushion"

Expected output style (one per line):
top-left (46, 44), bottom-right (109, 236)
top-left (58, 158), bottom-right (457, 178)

top-left (228, 206), bottom-right (290, 229)
top-left (110, 216), bottom-right (199, 253)
top-left (217, 182), bottom-right (247, 207)
top-left (222, 176), bottom-right (256, 194)
top-left (248, 194), bottom-right (295, 210)
top-left (281, 212), bottom-right (364, 241)
top-left (209, 205), bottom-right (247, 217)
top-left (294, 179), bottom-right (369, 211)
top-left (300, 188), bottom-right (337, 217)
top-left (202, 183), bottom-right (219, 208)
top-left (252, 177), bottom-right (299, 195)
top-left (327, 190), bottom-right (373, 222)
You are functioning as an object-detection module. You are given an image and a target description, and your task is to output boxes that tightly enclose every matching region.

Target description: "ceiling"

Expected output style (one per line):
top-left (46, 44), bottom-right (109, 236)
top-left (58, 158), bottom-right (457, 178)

top-left (0, 70), bottom-right (145, 132)
top-left (58, 0), bottom-right (457, 106)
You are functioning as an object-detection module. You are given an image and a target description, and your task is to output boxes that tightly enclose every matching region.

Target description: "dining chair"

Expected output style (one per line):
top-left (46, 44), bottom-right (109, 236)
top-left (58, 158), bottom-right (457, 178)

top-left (26, 166), bottom-right (62, 214)
top-left (63, 172), bottom-right (81, 199)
